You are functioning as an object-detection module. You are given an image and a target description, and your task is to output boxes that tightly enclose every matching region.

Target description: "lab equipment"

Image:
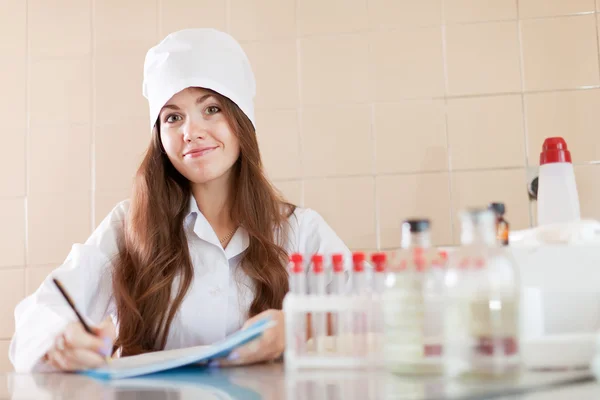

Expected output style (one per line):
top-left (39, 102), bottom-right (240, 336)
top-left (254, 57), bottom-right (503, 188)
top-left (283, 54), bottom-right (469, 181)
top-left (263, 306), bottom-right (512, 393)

top-left (536, 137), bottom-right (580, 226)
top-left (283, 252), bottom-right (384, 369)
top-left (382, 219), bottom-right (443, 375)
top-left (444, 208), bottom-right (521, 379)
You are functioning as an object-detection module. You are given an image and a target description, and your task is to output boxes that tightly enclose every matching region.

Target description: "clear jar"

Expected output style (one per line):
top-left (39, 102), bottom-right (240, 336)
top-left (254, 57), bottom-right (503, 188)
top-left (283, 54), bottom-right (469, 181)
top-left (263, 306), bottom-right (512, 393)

top-left (444, 209), bottom-right (521, 379)
top-left (383, 219), bottom-right (442, 375)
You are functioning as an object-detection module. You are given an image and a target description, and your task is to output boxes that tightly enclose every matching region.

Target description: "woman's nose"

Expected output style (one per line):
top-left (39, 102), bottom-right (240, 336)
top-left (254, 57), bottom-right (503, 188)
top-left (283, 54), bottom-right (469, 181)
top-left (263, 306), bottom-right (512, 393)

top-left (183, 118), bottom-right (207, 142)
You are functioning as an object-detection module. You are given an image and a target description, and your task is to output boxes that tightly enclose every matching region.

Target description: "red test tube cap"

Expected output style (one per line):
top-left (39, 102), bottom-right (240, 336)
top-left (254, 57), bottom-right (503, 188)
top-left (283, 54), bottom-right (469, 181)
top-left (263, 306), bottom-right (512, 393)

top-left (311, 254), bottom-right (324, 273)
top-left (332, 253), bottom-right (344, 273)
top-left (353, 252), bottom-right (365, 272)
top-left (371, 252), bottom-right (387, 272)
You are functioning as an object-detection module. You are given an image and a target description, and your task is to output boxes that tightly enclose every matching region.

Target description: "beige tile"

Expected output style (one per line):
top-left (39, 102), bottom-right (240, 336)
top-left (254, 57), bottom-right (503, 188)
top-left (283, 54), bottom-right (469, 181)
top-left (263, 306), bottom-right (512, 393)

top-left (304, 177), bottom-right (376, 249)
top-left (377, 173), bottom-right (453, 248)
top-left (28, 0), bottom-right (91, 58)
top-left (519, 0), bottom-right (595, 18)
top-left (242, 40), bottom-right (298, 109)
top-left (451, 169), bottom-right (530, 242)
top-left (30, 57), bottom-right (91, 126)
top-left (447, 95), bottom-right (526, 170)
top-left (230, 0), bottom-right (295, 41)
top-left (273, 180), bottom-right (303, 206)
top-left (95, 189), bottom-right (131, 228)
top-left (368, 0), bottom-right (442, 29)
top-left (159, 0), bottom-right (227, 37)
top-left (370, 27), bottom-right (445, 100)
top-left (375, 100), bottom-right (447, 173)
top-left (446, 21), bottom-right (521, 96)
top-left (575, 164), bottom-right (600, 221)
top-left (95, 119), bottom-right (149, 191)
top-left (25, 265), bottom-right (57, 296)
top-left (95, 48), bottom-right (149, 123)
top-left (0, 268), bottom-right (25, 339)
top-left (0, 340), bottom-right (11, 372)
top-left (0, 54), bottom-right (26, 130)
top-left (0, 0), bottom-right (25, 55)
top-left (297, 0), bottom-right (368, 36)
top-left (28, 124), bottom-right (91, 195)
top-left (521, 15), bottom-right (600, 91)
top-left (27, 192), bottom-right (91, 265)
top-left (94, 0), bottom-right (157, 54)
top-left (302, 106), bottom-right (372, 177)
top-left (256, 109), bottom-right (301, 180)
top-left (445, 0), bottom-right (517, 23)
top-left (525, 89), bottom-right (600, 165)
top-left (0, 198), bottom-right (25, 268)
top-left (0, 130), bottom-right (25, 198)
top-left (300, 35), bottom-right (371, 105)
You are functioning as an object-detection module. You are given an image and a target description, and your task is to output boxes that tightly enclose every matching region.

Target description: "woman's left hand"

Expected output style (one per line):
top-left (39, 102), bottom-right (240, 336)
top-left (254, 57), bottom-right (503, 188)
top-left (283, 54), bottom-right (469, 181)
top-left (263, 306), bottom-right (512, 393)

top-left (214, 309), bottom-right (284, 367)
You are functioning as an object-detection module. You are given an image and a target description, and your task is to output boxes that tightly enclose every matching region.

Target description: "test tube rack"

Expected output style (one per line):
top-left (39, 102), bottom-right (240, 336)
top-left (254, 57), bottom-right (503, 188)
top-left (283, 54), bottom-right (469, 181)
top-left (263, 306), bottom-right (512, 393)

top-left (283, 291), bottom-right (385, 370)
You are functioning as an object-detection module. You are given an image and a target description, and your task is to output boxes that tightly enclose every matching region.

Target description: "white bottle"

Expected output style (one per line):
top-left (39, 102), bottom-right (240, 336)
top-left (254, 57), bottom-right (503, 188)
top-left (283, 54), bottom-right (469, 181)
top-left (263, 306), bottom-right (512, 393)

top-left (536, 137), bottom-right (580, 226)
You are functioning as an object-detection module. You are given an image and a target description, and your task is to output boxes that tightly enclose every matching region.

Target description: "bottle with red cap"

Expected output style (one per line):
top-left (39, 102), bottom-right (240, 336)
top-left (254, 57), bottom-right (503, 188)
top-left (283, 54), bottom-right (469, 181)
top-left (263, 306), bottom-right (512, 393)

top-left (537, 137), bottom-right (580, 226)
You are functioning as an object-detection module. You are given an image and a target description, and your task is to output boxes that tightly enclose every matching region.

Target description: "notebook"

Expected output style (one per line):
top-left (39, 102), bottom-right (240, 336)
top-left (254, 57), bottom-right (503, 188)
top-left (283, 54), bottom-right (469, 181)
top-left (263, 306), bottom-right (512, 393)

top-left (82, 317), bottom-right (275, 380)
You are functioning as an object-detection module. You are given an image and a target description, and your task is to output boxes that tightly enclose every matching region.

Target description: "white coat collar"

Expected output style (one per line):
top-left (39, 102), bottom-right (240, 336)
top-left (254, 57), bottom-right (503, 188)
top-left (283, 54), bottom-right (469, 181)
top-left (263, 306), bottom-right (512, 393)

top-left (185, 195), bottom-right (249, 260)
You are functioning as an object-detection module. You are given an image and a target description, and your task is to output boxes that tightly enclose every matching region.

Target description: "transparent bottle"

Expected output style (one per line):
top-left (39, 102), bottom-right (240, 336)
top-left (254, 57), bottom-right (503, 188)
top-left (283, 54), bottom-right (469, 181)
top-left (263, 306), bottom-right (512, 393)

top-left (383, 219), bottom-right (440, 374)
top-left (444, 209), bottom-right (521, 379)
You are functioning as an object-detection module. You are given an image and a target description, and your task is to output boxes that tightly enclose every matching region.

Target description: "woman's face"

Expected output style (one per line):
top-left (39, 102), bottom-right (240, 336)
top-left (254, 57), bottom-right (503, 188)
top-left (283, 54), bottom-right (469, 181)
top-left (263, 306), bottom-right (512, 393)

top-left (158, 87), bottom-right (240, 185)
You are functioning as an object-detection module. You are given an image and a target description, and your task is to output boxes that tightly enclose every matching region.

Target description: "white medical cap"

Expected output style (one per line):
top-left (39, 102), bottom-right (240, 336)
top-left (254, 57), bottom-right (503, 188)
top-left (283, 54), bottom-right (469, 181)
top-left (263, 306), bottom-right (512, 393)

top-left (142, 28), bottom-right (256, 130)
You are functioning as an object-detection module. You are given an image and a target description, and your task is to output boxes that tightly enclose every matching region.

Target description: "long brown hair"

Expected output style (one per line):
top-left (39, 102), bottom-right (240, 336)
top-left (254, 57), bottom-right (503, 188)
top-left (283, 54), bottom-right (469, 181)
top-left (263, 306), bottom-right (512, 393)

top-left (112, 90), bottom-right (294, 356)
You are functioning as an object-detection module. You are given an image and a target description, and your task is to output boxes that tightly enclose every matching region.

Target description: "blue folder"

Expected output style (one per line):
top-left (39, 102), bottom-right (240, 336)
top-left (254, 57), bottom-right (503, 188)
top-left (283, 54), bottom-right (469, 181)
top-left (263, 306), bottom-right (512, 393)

top-left (82, 317), bottom-right (274, 380)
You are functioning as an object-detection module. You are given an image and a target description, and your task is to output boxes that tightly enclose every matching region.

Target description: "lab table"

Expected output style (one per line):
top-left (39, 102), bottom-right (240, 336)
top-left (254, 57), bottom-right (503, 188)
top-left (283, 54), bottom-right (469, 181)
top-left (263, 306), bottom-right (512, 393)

top-left (1, 363), bottom-right (598, 399)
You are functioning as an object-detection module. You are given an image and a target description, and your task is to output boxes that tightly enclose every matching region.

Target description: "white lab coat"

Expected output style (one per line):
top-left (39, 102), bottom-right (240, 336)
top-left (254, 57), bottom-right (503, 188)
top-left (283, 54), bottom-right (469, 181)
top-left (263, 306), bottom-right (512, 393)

top-left (9, 197), bottom-right (352, 373)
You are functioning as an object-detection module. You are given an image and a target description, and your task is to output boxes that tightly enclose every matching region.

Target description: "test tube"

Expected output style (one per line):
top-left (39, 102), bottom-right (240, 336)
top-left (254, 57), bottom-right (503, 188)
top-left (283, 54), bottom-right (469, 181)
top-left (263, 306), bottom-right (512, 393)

top-left (352, 252), bottom-right (367, 356)
top-left (370, 252), bottom-right (387, 355)
top-left (289, 253), bottom-right (307, 355)
top-left (311, 254), bottom-right (327, 355)
top-left (371, 252), bottom-right (387, 293)
top-left (331, 253), bottom-right (347, 355)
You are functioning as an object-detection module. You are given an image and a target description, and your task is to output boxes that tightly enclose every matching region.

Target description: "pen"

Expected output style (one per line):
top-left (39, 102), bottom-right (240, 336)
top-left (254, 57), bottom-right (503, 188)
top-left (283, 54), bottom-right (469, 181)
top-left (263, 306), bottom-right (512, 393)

top-left (52, 278), bottom-right (112, 364)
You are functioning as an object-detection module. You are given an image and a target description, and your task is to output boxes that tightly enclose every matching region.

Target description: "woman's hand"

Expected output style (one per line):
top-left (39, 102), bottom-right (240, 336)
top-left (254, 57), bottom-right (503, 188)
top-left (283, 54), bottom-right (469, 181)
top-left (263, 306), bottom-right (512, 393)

top-left (215, 309), bottom-right (285, 367)
top-left (44, 317), bottom-right (115, 372)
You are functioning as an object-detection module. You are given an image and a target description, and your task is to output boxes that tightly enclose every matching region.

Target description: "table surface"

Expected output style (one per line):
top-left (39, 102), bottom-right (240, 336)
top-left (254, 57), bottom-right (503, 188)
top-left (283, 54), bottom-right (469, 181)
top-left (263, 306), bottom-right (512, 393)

top-left (1, 363), bottom-right (599, 400)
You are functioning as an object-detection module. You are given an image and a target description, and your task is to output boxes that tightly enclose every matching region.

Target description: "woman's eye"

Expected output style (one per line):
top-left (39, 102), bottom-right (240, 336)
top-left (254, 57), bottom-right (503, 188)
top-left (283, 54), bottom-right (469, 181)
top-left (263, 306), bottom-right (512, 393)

top-left (205, 106), bottom-right (221, 115)
top-left (165, 114), bottom-right (182, 123)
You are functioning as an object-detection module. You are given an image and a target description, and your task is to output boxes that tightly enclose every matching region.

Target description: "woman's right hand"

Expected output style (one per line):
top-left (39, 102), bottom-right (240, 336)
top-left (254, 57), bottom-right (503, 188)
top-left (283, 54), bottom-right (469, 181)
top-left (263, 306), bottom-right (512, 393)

top-left (44, 317), bottom-right (116, 372)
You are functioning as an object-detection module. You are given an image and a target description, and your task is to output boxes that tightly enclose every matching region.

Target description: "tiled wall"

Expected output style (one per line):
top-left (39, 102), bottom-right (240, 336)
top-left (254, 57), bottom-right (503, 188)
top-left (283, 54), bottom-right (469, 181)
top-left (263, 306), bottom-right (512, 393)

top-left (1, 0), bottom-right (600, 371)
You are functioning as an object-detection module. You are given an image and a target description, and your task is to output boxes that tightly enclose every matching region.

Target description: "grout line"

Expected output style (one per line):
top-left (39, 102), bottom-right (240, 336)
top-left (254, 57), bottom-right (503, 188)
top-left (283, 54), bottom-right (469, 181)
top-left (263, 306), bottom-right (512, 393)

top-left (90, 0), bottom-right (96, 230)
top-left (370, 103), bottom-right (380, 250)
top-left (24, 0), bottom-right (30, 269)
top-left (440, 8), bottom-right (456, 245)
top-left (294, 0), bottom-right (304, 208)
top-left (284, 11), bottom-right (599, 42)
top-left (260, 85), bottom-right (600, 110)
top-left (594, 5), bottom-right (600, 85)
top-left (364, 0), bottom-right (380, 251)
top-left (516, 2), bottom-right (535, 228)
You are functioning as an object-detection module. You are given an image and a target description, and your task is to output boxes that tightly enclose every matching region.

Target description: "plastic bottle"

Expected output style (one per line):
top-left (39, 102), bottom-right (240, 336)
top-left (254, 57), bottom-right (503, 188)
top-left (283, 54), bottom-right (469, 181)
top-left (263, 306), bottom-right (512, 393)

top-left (536, 137), bottom-right (580, 226)
top-left (444, 209), bottom-right (521, 379)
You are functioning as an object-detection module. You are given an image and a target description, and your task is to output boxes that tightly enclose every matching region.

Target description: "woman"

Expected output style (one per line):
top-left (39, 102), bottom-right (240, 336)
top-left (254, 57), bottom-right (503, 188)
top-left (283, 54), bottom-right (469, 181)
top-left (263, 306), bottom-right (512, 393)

top-left (9, 28), bottom-right (351, 372)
